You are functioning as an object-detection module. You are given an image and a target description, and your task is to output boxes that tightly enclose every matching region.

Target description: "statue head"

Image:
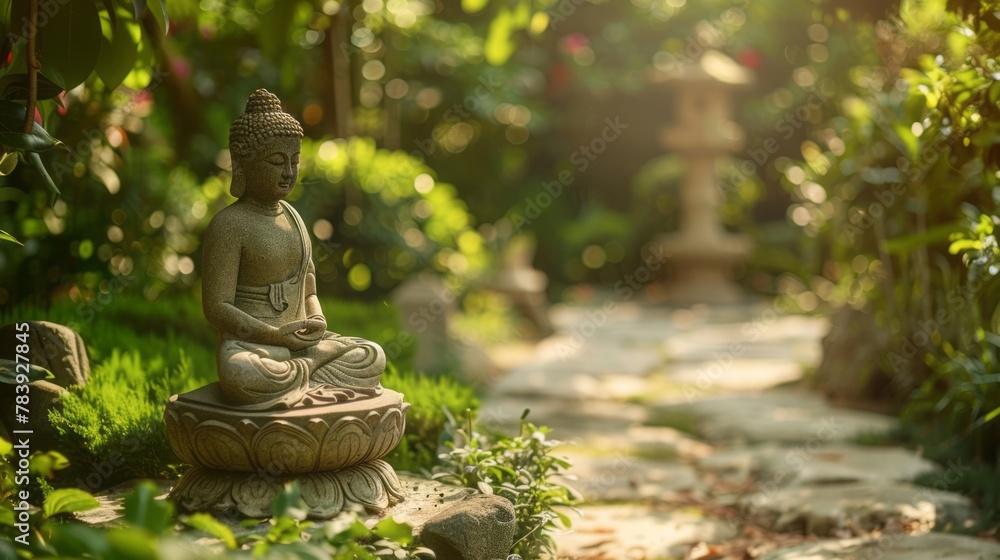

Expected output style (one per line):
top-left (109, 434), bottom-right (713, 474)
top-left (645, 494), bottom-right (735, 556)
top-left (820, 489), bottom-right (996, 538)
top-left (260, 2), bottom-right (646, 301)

top-left (229, 89), bottom-right (304, 200)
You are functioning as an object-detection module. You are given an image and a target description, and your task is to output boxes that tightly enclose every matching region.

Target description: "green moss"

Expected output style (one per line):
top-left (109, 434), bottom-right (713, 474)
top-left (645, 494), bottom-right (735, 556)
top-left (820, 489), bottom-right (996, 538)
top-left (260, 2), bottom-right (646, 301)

top-left (6, 293), bottom-right (471, 488)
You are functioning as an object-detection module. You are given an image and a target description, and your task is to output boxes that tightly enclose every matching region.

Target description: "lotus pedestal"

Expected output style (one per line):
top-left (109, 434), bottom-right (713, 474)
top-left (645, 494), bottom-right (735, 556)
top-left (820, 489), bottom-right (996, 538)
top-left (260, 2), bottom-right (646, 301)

top-left (164, 384), bottom-right (408, 519)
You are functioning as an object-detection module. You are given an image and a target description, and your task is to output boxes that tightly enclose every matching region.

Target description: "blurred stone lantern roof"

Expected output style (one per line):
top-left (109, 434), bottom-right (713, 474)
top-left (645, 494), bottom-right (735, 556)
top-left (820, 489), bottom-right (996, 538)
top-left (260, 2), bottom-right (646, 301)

top-left (648, 49), bottom-right (754, 89)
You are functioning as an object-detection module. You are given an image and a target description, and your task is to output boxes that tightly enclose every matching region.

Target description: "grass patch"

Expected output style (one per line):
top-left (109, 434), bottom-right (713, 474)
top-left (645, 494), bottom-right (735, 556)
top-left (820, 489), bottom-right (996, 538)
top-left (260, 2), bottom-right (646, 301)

top-left (5, 292), bottom-right (473, 488)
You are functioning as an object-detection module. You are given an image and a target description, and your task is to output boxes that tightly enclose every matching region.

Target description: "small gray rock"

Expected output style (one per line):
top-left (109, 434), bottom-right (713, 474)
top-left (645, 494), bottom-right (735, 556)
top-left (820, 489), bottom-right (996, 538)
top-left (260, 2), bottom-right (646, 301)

top-left (0, 321), bottom-right (90, 388)
top-left (0, 380), bottom-right (67, 450)
top-left (0, 321), bottom-right (89, 449)
top-left (419, 494), bottom-right (516, 560)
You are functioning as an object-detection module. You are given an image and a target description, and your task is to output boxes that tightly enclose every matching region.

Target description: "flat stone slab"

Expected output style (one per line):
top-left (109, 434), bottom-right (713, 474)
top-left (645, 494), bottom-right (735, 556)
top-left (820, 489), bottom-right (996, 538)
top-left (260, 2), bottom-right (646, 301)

top-left (555, 505), bottom-right (738, 560)
top-left (666, 359), bottom-right (804, 395)
top-left (589, 319), bottom-right (679, 346)
top-left (758, 533), bottom-right (1000, 560)
top-left (649, 391), bottom-right (897, 443)
top-left (557, 452), bottom-right (704, 502)
top-left (700, 444), bottom-right (940, 486)
top-left (661, 315), bottom-right (827, 364)
top-left (478, 396), bottom-right (647, 441)
top-left (492, 367), bottom-right (648, 400)
top-left (740, 482), bottom-right (977, 536)
top-left (664, 337), bottom-right (822, 365)
top-left (584, 425), bottom-right (714, 461)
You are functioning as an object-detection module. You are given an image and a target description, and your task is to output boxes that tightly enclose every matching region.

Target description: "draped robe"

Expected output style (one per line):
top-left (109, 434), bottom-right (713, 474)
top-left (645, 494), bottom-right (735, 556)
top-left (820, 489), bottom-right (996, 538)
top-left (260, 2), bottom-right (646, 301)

top-left (216, 200), bottom-right (385, 410)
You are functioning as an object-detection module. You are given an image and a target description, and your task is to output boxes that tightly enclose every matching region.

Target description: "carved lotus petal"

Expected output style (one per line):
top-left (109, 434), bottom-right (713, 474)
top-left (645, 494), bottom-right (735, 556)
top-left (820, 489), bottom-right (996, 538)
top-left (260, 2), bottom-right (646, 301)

top-left (173, 467), bottom-right (232, 511)
top-left (193, 420), bottom-right (253, 471)
top-left (368, 459), bottom-right (406, 503)
top-left (320, 416), bottom-right (372, 471)
top-left (339, 463), bottom-right (388, 509)
top-left (364, 407), bottom-right (405, 463)
top-left (300, 471), bottom-right (344, 517)
top-left (164, 409), bottom-right (196, 463)
top-left (251, 420), bottom-right (319, 474)
top-left (232, 474), bottom-right (277, 518)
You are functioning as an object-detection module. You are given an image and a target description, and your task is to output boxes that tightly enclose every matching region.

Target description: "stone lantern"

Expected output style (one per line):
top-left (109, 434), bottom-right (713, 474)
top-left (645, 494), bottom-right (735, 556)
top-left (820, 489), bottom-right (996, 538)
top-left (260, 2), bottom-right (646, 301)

top-left (653, 50), bottom-right (754, 304)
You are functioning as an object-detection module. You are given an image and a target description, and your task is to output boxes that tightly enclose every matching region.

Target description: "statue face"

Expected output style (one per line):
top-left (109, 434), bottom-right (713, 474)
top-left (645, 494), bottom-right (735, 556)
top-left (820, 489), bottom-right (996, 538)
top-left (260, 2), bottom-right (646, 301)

top-left (239, 136), bottom-right (302, 202)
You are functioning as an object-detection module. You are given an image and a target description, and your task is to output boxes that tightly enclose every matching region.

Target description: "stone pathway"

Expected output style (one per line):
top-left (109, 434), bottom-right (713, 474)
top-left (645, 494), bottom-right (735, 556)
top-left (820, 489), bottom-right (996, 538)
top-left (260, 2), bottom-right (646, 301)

top-left (482, 299), bottom-right (1000, 560)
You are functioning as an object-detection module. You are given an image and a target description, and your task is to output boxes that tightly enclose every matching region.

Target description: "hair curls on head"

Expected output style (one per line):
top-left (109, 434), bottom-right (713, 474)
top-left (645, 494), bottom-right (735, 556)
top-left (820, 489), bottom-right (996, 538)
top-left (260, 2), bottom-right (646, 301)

top-left (229, 89), bottom-right (304, 197)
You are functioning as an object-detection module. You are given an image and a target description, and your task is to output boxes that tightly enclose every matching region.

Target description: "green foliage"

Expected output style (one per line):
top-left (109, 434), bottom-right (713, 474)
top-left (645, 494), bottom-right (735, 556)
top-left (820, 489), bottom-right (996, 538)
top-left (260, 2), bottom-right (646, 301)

top-left (0, 440), bottom-right (433, 559)
top-left (297, 137), bottom-right (490, 295)
top-left (915, 463), bottom-right (1000, 531)
top-left (434, 411), bottom-right (577, 559)
top-left (780, 0), bottom-right (1000, 466)
top-left (0, 437), bottom-right (100, 558)
top-left (0, 0), bottom-right (167, 209)
top-left (383, 365), bottom-right (481, 474)
top-left (4, 293), bottom-right (476, 488)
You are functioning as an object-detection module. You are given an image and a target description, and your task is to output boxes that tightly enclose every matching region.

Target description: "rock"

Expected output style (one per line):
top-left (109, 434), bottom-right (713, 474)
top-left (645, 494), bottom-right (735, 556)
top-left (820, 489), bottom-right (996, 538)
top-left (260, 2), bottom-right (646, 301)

top-left (0, 321), bottom-right (89, 449)
top-left (758, 533), bottom-right (1000, 560)
top-left (649, 391), bottom-right (897, 443)
top-left (419, 494), bottom-right (516, 560)
top-left (758, 445), bottom-right (940, 487)
top-left (616, 426), bottom-right (712, 460)
top-left (0, 321), bottom-right (90, 388)
top-left (0, 380), bottom-right (67, 450)
top-left (740, 482), bottom-right (977, 535)
top-left (554, 505), bottom-right (737, 560)
top-left (697, 444), bottom-right (781, 481)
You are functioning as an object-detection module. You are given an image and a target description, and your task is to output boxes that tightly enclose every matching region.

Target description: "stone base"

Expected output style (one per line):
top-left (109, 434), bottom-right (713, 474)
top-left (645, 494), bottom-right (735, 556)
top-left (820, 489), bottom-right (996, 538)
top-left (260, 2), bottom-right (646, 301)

top-left (169, 460), bottom-right (405, 519)
top-left (165, 385), bottom-right (408, 474)
top-left (653, 232), bottom-right (752, 305)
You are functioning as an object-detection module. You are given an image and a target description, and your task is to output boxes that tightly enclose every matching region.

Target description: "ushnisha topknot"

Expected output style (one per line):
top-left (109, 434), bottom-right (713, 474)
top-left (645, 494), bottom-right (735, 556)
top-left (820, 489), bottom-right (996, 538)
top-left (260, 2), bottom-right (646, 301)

top-left (228, 89), bottom-right (304, 197)
top-left (228, 89), bottom-right (304, 161)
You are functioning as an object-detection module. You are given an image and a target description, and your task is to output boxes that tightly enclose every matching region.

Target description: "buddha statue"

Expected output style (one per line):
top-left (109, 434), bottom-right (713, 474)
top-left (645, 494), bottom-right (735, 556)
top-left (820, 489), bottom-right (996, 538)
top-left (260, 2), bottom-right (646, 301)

top-left (201, 89), bottom-right (385, 410)
top-left (164, 90), bottom-right (408, 519)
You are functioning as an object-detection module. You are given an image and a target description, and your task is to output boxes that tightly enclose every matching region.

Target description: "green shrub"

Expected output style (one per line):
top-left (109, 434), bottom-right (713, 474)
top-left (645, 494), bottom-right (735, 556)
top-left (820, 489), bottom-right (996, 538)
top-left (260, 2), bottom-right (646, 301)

top-left (434, 411), bottom-right (577, 560)
top-left (383, 365), bottom-right (480, 474)
top-left (49, 349), bottom-right (204, 486)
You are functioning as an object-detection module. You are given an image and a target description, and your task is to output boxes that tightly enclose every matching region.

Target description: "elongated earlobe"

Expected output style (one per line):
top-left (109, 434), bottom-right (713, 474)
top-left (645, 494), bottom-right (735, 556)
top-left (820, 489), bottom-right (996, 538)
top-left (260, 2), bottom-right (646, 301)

top-left (231, 163), bottom-right (246, 198)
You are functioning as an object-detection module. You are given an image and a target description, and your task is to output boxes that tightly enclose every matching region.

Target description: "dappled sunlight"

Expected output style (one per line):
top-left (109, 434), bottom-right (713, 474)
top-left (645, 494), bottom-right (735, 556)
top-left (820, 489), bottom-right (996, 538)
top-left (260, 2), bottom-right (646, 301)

top-left (1, 0), bottom-right (1000, 557)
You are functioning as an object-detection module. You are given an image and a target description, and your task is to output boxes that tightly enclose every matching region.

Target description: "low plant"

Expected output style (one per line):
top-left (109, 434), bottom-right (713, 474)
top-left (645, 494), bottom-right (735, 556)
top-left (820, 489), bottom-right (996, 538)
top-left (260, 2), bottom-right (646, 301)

top-left (383, 364), bottom-right (481, 474)
top-left (0, 437), bottom-right (101, 559)
top-left (1, 438), bottom-right (433, 559)
top-left (433, 410), bottom-right (577, 560)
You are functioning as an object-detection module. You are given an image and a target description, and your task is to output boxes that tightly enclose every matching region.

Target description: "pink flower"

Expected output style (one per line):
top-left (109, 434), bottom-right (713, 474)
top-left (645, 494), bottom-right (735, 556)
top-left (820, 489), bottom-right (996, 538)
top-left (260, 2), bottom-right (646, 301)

top-left (737, 47), bottom-right (762, 70)
top-left (560, 33), bottom-right (589, 55)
